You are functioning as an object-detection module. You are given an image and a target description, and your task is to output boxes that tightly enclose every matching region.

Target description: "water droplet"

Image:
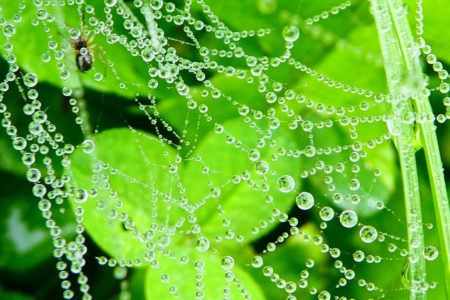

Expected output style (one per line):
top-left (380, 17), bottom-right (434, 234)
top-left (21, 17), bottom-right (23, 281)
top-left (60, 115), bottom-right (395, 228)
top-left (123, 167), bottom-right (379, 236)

top-left (255, 160), bottom-right (269, 175)
top-left (319, 206), bottom-right (334, 221)
top-left (251, 256), bottom-right (263, 268)
top-left (221, 256), bottom-right (234, 270)
top-left (12, 136), bottom-right (27, 150)
top-left (32, 184), bottom-right (47, 197)
top-left (318, 290), bottom-right (330, 300)
top-left (359, 226), bottom-right (378, 243)
top-left (339, 210), bottom-right (358, 228)
top-left (282, 25), bottom-right (299, 43)
top-left (352, 250), bottom-right (365, 262)
top-left (73, 189), bottom-right (88, 204)
top-left (141, 47), bottom-right (155, 62)
top-left (248, 149), bottom-right (260, 161)
top-left (104, 0), bottom-right (117, 7)
top-left (195, 237), bottom-right (210, 252)
top-left (81, 139), bottom-right (95, 154)
top-left (277, 175), bottom-right (295, 193)
top-left (2, 24), bottom-right (15, 37)
top-left (69, 28), bottom-right (81, 39)
top-left (423, 246), bottom-right (438, 261)
top-left (23, 73), bottom-right (38, 87)
top-left (296, 192), bottom-right (314, 210)
top-left (94, 73), bottom-right (103, 81)
top-left (26, 168), bottom-right (41, 183)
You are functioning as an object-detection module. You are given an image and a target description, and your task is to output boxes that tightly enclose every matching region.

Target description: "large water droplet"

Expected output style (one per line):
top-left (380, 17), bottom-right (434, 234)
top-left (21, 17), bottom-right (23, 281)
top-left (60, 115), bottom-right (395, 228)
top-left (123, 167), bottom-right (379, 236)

top-left (81, 139), bottom-right (95, 154)
top-left (339, 210), bottom-right (358, 228)
top-left (104, 0), bottom-right (117, 7)
top-left (195, 237), bottom-right (210, 252)
top-left (319, 206), bottom-right (335, 221)
top-left (26, 168), bottom-right (41, 183)
top-left (277, 175), bottom-right (295, 193)
top-left (282, 25), bottom-right (299, 43)
top-left (23, 73), bottom-right (38, 87)
top-left (359, 226), bottom-right (378, 243)
top-left (296, 192), bottom-right (314, 210)
top-left (423, 246), bottom-right (438, 261)
top-left (251, 256), bottom-right (263, 268)
top-left (221, 256), bottom-right (234, 270)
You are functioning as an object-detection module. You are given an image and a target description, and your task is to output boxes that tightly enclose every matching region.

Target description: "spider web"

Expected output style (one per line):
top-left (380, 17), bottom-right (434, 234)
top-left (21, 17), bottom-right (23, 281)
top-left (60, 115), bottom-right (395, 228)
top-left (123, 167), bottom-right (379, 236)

top-left (0, 0), bottom-right (447, 299)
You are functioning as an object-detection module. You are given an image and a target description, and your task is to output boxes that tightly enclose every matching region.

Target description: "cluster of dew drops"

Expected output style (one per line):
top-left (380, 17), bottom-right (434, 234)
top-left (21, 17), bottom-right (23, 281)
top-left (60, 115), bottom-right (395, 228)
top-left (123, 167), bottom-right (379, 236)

top-left (0, 0), bottom-right (446, 299)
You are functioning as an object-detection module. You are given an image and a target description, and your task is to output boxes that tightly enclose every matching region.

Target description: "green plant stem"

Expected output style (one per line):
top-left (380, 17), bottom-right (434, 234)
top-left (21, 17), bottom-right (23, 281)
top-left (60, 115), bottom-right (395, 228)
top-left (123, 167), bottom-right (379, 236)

top-left (370, 0), bottom-right (427, 299)
top-left (388, 3), bottom-right (450, 297)
top-left (384, 0), bottom-right (450, 297)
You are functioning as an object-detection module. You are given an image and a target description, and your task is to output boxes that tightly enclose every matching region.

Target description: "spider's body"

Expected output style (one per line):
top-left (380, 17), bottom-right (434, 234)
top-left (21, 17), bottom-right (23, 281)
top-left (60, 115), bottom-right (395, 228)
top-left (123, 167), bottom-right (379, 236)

top-left (72, 36), bottom-right (94, 72)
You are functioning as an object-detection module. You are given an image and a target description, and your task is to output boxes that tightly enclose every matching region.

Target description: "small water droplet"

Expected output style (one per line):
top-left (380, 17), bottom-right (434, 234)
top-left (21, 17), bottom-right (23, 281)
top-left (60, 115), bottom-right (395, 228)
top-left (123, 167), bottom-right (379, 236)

top-left (359, 226), bottom-right (378, 243)
top-left (296, 192), bottom-right (314, 210)
top-left (282, 25), bottom-right (299, 43)
top-left (339, 210), bottom-right (358, 228)
top-left (277, 175), bottom-right (295, 193)
top-left (195, 237), bottom-right (210, 252)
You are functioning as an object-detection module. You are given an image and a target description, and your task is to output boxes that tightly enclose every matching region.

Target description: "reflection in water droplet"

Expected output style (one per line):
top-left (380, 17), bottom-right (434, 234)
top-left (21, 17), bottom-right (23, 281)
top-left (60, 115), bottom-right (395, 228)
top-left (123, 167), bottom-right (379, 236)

top-left (296, 192), bottom-right (314, 210)
top-left (339, 210), bottom-right (358, 228)
top-left (195, 237), bottom-right (210, 252)
top-left (359, 226), bottom-right (378, 243)
top-left (282, 25), bottom-right (300, 43)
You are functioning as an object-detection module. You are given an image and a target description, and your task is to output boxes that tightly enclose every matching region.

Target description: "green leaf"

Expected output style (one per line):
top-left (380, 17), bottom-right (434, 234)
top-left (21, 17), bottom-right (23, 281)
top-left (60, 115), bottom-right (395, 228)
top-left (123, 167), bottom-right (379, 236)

top-left (0, 130), bottom-right (25, 176)
top-left (145, 249), bottom-right (265, 300)
top-left (247, 223), bottom-right (328, 300)
top-left (293, 23), bottom-right (387, 108)
top-left (182, 118), bottom-right (301, 241)
top-left (294, 110), bottom-right (396, 217)
top-left (0, 287), bottom-right (33, 300)
top-left (157, 73), bottom-right (269, 155)
top-left (66, 128), bottom-right (185, 261)
top-left (0, 191), bottom-right (75, 271)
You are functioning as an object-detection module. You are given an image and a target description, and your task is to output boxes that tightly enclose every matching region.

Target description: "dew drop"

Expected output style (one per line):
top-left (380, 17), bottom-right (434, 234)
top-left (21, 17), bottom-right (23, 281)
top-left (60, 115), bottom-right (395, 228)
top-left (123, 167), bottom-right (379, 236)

top-left (104, 0), bottom-right (117, 7)
top-left (318, 290), bottom-right (330, 300)
top-left (319, 206), bottom-right (334, 221)
top-left (282, 25), bottom-right (299, 43)
top-left (251, 255), bottom-right (263, 268)
top-left (81, 139), bottom-right (95, 154)
top-left (423, 246), bottom-right (438, 261)
top-left (352, 250), bottom-right (365, 262)
top-left (277, 175), bottom-right (295, 193)
top-left (12, 136), bottom-right (27, 150)
top-left (2, 24), bottom-right (15, 37)
top-left (32, 183), bottom-right (47, 197)
top-left (255, 160), bottom-right (269, 175)
top-left (23, 73), bottom-right (38, 87)
top-left (73, 189), bottom-right (88, 204)
top-left (195, 237), bottom-right (210, 252)
top-left (296, 192), bottom-right (314, 210)
top-left (221, 256), bottom-right (234, 270)
top-left (339, 210), bottom-right (358, 228)
top-left (359, 226), bottom-right (378, 243)
top-left (26, 168), bottom-right (41, 183)
top-left (94, 73), bottom-right (103, 81)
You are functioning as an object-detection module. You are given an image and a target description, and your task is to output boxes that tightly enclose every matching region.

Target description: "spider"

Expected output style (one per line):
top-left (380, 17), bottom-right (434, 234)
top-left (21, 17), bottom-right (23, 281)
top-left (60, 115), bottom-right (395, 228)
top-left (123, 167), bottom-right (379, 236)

top-left (70, 32), bottom-right (108, 75)
top-left (71, 35), bottom-right (95, 72)
top-left (69, 8), bottom-right (106, 74)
